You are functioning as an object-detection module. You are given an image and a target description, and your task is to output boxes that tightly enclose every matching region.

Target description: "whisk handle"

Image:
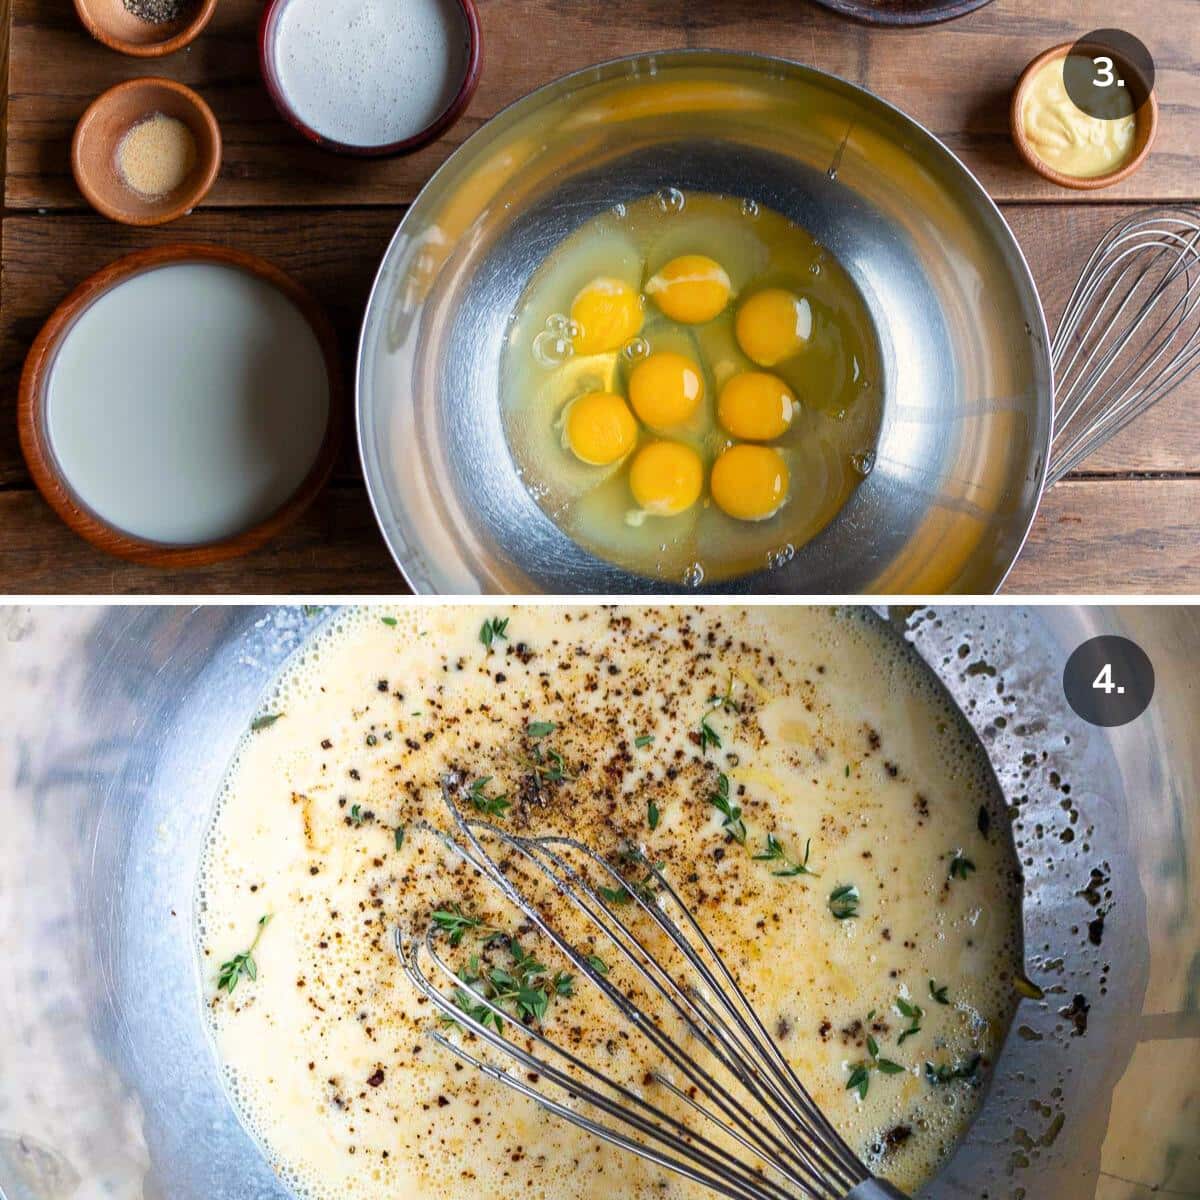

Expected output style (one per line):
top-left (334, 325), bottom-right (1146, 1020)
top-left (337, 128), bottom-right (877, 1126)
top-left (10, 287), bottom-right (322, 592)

top-left (847, 1180), bottom-right (910, 1200)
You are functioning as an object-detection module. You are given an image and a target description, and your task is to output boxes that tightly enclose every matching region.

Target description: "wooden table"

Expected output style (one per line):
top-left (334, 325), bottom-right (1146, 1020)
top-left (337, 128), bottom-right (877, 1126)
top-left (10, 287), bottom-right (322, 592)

top-left (2, 0), bottom-right (1197, 594)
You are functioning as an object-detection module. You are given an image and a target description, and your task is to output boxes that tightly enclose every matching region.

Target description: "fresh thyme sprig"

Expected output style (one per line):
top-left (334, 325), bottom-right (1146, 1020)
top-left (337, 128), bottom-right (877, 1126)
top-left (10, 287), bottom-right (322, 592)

top-left (949, 852), bottom-right (976, 881)
top-left (647, 799), bottom-right (660, 831)
top-left (468, 776), bottom-right (511, 818)
top-left (707, 772), bottom-right (747, 845)
top-left (924, 1054), bottom-right (982, 1086)
top-left (394, 825), bottom-right (406, 851)
top-left (217, 914), bottom-right (272, 995)
top-left (929, 979), bottom-right (950, 1005)
top-left (480, 617), bottom-right (510, 649)
top-left (518, 721), bottom-right (575, 786)
top-left (432, 904), bottom-right (496, 948)
top-left (443, 937), bottom-right (574, 1034)
top-left (753, 833), bottom-right (818, 878)
top-left (251, 713), bottom-right (282, 732)
top-left (845, 1030), bottom-right (905, 1100)
top-left (698, 674), bottom-right (740, 754)
top-left (828, 883), bottom-right (860, 920)
top-left (896, 997), bottom-right (924, 1045)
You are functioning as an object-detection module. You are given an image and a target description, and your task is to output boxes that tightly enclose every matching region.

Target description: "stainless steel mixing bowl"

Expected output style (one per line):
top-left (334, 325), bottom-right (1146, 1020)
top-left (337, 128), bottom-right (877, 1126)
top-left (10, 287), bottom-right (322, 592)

top-left (2, 604), bottom-right (1197, 1199)
top-left (357, 51), bottom-right (1052, 594)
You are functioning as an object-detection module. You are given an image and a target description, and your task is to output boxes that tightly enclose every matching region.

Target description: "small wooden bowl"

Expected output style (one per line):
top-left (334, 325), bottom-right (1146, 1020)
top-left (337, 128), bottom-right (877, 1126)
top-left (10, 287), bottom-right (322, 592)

top-left (74, 0), bottom-right (218, 57)
top-left (257, 0), bottom-right (483, 157)
top-left (72, 78), bottom-right (222, 226)
top-left (1011, 42), bottom-right (1158, 191)
top-left (18, 244), bottom-right (344, 570)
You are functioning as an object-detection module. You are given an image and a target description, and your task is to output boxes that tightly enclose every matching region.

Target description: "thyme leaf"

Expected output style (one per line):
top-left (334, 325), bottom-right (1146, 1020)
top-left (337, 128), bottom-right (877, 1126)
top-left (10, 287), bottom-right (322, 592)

top-left (432, 905), bottom-right (493, 948)
top-left (828, 884), bottom-right (860, 920)
top-left (949, 853), bottom-right (977, 881)
top-left (896, 997), bottom-right (924, 1045)
top-left (480, 617), bottom-right (510, 648)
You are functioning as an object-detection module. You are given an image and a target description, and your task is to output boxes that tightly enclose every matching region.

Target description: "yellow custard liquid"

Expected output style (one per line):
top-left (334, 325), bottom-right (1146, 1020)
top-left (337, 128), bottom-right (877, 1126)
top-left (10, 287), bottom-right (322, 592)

top-left (1021, 55), bottom-right (1137, 179)
top-left (500, 194), bottom-right (884, 586)
top-left (198, 606), bottom-right (1023, 1200)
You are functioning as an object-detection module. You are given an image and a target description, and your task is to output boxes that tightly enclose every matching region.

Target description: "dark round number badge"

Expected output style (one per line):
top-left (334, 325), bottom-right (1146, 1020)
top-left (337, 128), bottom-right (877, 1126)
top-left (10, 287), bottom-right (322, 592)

top-left (1063, 29), bottom-right (1155, 120)
top-left (1063, 635), bottom-right (1155, 727)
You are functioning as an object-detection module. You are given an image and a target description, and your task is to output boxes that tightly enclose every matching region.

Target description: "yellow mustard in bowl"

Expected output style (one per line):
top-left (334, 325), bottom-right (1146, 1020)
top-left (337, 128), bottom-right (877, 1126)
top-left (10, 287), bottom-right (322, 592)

top-left (1021, 54), bottom-right (1136, 179)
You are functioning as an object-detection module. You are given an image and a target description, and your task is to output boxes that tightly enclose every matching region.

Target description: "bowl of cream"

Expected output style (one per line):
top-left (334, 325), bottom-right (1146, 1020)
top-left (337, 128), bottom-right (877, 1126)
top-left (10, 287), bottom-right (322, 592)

top-left (258, 0), bottom-right (482, 157)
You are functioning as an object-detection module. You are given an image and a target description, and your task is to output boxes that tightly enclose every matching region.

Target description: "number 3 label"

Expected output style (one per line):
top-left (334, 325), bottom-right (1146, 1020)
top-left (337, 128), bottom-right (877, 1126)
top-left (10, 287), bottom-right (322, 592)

top-left (1093, 55), bottom-right (1117, 87)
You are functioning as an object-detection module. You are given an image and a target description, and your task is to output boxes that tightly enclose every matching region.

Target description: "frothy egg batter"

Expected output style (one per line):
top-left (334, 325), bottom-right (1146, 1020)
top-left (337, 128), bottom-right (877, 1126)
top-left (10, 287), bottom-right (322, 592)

top-left (500, 193), bottom-right (884, 586)
top-left (198, 607), bottom-right (1023, 1199)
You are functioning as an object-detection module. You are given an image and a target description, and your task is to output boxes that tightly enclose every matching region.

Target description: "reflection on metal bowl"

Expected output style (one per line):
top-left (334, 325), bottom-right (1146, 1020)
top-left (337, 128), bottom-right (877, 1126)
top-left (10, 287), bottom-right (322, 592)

top-left (357, 52), bottom-right (1051, 594)
top-left (1, 605), bottom-right (1197, 1198)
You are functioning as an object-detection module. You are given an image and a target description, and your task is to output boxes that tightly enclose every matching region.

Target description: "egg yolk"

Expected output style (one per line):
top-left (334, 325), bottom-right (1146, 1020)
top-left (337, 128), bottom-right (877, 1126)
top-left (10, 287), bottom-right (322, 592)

top-left (570, 278), bottom-right (644, 355)
top-left (629, 440), bottom-right (704, 516)
top-left (710, 444), bottom-right (790, 521)
top-left (564, 391), bottom-right (639, 466)
top-left (629, 352), bottom-right (705, 430)
top-left (735, 289), bottom-right (812, 367)
top-left (717, 372), bottom-right (797, 441)
top-left (644, 255), bottom-right (732, 324)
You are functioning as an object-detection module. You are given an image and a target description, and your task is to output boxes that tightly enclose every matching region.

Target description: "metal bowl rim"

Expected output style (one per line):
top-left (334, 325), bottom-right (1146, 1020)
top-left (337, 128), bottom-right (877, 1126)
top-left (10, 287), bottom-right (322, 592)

top-left (355, 47), bottom-right (1053, 596)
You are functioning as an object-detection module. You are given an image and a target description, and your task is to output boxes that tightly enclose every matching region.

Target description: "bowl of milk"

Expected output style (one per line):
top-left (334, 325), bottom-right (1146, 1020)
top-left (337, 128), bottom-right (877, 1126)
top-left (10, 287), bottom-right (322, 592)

top-left (258, 0), bottom-right (481, 156)
top-left (18, 245), bottom-right (342, 567)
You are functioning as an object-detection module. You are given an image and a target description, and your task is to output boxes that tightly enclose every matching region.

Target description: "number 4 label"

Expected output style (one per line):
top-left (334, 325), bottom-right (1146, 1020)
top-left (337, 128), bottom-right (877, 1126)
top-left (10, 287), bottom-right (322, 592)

top-left (1092, 663), bottom-right (1125, 695)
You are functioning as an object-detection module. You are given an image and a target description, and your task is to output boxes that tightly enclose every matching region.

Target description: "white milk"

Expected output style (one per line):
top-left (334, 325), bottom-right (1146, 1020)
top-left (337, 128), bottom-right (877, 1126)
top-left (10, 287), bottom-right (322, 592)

top-left (46, 263), bottom-right (330, 546)
top-left (273, 0), bottom-right (471, 148)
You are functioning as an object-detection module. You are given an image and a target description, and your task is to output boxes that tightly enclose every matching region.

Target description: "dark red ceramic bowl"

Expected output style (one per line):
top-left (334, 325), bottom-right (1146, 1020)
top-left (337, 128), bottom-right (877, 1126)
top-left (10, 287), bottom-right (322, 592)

top-left (257, 0), bottom-right (482, 158)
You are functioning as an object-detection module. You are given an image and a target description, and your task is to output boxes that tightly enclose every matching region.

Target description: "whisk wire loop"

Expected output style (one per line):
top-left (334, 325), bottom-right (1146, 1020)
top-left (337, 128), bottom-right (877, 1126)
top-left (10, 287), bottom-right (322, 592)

top-left (397, 776), bottom-right (887, 1200)
top-left (1049, 207), bottom-right (1200, 484)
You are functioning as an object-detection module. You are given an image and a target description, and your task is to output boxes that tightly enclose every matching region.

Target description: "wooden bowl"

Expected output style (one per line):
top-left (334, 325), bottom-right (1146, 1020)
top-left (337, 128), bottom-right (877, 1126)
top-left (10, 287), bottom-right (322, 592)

top-left (74, 0), bottom-right (218, 57)
top-left (257, 0), bottom-right (483, 157)
top-left (18, 245), bottom-right (344, 570)
top-left (72, 78), bottom-right (222, 226)
top-left (1011, 42), bottom-right (1158, 191)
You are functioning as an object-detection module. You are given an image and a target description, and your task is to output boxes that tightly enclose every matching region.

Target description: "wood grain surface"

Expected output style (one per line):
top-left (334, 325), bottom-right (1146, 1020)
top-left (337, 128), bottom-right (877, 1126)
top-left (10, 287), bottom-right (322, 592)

top-left (1, 0), bottom-right (1197, 594)
top-left (6, 0), bottom-right (1199, 209)
top-left (0, 478), bottom-right (1194, 596)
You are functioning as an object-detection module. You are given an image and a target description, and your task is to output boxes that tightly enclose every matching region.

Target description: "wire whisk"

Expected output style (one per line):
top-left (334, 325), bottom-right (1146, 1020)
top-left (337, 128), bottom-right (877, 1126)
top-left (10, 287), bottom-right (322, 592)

top-left (1049, 206), bottom-right (1200, 484)
top-left (397, 775), bottom-right (907, 1200)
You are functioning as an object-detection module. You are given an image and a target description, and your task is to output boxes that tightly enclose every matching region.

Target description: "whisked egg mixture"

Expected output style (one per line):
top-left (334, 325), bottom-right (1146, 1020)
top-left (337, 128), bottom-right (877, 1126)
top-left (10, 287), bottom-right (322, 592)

top-left (499, 193), bottom-right (884, 585)
top-left (198, 607), bottom-right (1023, 1199)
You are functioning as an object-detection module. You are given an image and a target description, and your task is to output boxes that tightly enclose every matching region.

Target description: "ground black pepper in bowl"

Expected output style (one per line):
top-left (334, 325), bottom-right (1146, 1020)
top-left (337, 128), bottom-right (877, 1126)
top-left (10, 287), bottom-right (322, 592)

top-left (122, 0), bottom-right (192, 22)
